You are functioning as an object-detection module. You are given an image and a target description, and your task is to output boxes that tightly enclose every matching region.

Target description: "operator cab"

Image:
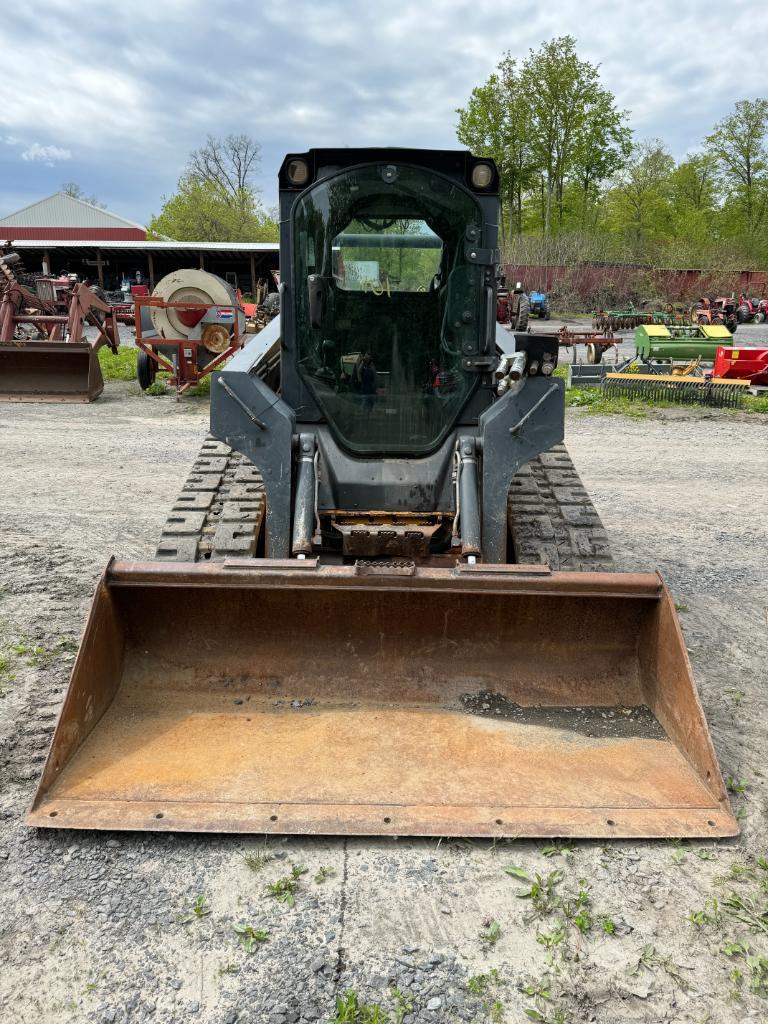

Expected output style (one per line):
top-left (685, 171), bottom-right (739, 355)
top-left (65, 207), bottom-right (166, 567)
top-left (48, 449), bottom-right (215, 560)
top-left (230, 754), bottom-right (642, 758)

top-left (286, 154), bottom-right (497, 456)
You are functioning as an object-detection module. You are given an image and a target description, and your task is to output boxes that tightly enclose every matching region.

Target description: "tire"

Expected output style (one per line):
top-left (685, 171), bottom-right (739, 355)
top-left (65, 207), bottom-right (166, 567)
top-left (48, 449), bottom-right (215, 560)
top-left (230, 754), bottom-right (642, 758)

top-left (137, 348), bottom-right (157, 390)
top-left (508, 445), bottom-right (613, 571)
top-left (585, 343), bottom-right (601, 364)
top-left (754, 312), bottom-right (765, 324)
top-left (737, 306), bottom-right (749, 323)
top-left (515, 293), bottom-right (530, 332)
top-left (544, 309), bottom-right (551, 321)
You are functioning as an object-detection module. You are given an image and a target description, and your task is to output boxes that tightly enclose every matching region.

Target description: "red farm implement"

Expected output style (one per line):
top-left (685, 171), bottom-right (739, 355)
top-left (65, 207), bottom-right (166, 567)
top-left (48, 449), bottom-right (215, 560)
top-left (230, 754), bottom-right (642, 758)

top-left (133, 270), bottom-right (246, 398)
top-left (0, 253), bottom-right (119, 402)
top-left (713, 346), bottom-right (768, 388)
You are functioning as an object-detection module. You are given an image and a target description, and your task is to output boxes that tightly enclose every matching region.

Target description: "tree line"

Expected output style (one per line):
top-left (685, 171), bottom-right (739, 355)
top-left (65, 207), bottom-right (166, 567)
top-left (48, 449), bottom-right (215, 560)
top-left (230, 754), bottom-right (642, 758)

top-left (456, 37), bottom-right (768, 269)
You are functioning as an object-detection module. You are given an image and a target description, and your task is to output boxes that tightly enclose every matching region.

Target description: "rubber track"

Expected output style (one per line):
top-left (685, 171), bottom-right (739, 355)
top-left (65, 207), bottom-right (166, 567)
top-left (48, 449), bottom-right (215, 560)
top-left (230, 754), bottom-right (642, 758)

top-left (155, 436), bottom-right (265, 562)
top-left (156, 439), bottom-right (611, 570)
top-left (507, 444), bottom-right (613, 570)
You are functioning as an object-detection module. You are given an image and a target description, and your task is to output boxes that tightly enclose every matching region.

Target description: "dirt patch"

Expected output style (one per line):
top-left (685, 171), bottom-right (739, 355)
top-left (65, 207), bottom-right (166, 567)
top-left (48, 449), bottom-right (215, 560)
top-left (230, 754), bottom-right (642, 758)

top-left (460, 691), bottom-right (665, 740)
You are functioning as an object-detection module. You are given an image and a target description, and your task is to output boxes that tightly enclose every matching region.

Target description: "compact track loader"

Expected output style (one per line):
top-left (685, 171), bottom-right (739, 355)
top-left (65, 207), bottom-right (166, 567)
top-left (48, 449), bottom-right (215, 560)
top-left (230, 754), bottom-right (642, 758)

top-left (28, 149), bottom-right (736, 839)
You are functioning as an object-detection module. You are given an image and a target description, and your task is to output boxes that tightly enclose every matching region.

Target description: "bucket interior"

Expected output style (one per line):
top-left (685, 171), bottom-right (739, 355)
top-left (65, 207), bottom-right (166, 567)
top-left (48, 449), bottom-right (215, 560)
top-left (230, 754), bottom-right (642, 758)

top-left (0, 343), bottom-right (101, 401)
top-left (28, 569), bottom-right (736, 837)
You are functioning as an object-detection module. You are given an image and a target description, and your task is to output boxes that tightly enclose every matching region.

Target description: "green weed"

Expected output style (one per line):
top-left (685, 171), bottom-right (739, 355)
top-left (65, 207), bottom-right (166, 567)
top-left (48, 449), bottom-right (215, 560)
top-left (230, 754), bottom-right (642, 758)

top-left (631, 943), bottom-right (686, 985)
top-left (723, 942), bottom-right (768, 996)
top-left (688, 899), bottom-right (722, 928)
top-left (505, 866), bottom-right (564, 917)
top-left (565, 387), bottom-right (649, 418)
top-left (314, 865), bottom-right (336, 884)
top-left (466, 969), bottom-right (505, 1021)
top-left (232, 923), bottom-right (269, 952)
top-left (265, 864), bottom-right (308, 907)
top-left (390, 987), bottom-right (413, 1024)
top-left (328, 989), bottom-right (389, 1024)
top-left (541, 841), bottom-right (576, 860)
top-left (744, 394), bottom-right (768, 415)
top-left (177, 894), bottom-right (211, 924)
top-left (243, 849), bottom-right (274, 872)
top-left (480, 919), bottom-right (501, 945)
top-left (524, 1007), bottom-right (568, 1023)
top-left (726, 776), bottom-right (749, 795)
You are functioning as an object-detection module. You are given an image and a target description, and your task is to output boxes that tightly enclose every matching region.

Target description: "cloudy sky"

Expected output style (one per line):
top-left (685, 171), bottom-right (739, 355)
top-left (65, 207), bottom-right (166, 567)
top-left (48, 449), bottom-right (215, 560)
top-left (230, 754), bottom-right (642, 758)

top-left (1, 0), bottom-right (764, 225)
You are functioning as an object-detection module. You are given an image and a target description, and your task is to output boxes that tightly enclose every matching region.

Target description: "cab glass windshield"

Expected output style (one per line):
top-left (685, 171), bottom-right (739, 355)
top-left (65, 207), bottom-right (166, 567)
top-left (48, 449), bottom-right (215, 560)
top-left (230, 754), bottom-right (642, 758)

top-left (293, 163), bottom-right (483, 455)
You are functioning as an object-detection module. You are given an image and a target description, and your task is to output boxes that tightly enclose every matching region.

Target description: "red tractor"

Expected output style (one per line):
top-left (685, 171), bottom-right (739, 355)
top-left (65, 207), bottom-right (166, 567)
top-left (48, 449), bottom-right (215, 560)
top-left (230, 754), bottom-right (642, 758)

top-left (496, 280), bottom-right (530, 330)
top-left (736, 295), bottom-right (763, 324)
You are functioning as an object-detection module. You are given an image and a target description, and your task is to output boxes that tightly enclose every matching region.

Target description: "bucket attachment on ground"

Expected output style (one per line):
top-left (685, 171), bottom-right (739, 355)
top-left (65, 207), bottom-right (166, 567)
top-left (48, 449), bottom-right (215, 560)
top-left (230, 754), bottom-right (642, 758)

top-left (28, 560), bottom-right (737, 839)
top-left (604, 371), bottom-right (749, 408)
top-left (0, 256), bottom-right (118, 403)
top-left (0, 341), bottom-right (105, 402)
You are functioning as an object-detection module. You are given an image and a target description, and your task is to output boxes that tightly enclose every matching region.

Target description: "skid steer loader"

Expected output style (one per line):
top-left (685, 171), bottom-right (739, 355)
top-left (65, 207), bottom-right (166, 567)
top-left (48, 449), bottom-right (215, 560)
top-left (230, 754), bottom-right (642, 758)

top-left (28, 149), bottom-right (736, 839)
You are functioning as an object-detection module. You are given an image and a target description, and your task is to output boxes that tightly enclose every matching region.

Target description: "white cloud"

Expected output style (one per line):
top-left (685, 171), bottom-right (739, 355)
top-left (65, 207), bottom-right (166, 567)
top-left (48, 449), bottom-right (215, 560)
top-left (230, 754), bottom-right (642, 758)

top-left (0, 0), bottom-right (765, 222)
top-left (20, 142), bottom-right (72, 166)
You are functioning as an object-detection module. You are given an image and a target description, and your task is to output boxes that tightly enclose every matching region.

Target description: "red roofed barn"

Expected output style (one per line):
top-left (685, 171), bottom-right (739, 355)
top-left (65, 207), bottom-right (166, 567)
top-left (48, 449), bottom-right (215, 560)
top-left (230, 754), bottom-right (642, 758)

top-left (0, 192), bottom-right (146, 241)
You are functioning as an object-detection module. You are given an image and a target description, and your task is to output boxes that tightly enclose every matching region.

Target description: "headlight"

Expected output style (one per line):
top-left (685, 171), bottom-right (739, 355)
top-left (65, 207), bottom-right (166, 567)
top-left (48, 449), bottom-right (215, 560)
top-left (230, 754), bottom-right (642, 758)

top-left (471, 162), bottom-right (493, 189)
top-left (286, 159), bottom-right (310, 186)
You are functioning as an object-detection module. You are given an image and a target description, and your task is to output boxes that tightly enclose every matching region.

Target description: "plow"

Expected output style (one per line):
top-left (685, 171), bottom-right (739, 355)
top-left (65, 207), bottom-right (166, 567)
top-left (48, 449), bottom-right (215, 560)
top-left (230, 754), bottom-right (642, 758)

top-left (0, 251), bottom-right (119, 402)
top-left (27, 147), bottom-right (737, 840)
top-left (592, 306), bottom-right (651, 331)
top-left (555, 326), bottom-right (618, 363)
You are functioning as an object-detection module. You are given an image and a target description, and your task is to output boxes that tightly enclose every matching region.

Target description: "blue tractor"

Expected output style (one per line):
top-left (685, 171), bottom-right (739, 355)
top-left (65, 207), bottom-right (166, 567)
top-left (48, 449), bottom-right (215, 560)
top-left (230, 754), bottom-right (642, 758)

top-left (530, 289), bottom-right (550, 320)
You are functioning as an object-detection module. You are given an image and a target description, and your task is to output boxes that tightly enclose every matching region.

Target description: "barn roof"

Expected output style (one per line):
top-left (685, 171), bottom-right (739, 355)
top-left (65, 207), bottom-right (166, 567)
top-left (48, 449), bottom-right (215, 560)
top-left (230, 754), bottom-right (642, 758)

top-left (0, 193), bottom-right (146, 232)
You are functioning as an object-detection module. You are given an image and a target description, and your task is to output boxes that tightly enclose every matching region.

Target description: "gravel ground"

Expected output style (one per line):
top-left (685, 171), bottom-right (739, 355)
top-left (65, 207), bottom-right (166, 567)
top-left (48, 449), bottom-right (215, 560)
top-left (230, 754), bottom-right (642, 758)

top-left (0, 382), bottom-right (767, 1024)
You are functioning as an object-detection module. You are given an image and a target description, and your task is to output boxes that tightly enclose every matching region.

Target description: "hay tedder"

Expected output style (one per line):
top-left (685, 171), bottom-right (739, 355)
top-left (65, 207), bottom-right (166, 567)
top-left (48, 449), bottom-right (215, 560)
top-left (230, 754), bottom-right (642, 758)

top-left (28, 149), bottom-right (737, 840)
top-left (0, 251), bottom-right (119, 402)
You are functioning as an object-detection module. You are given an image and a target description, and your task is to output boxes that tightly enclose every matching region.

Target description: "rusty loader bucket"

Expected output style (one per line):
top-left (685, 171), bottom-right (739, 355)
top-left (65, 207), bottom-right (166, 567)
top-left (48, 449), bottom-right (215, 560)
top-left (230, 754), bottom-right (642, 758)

top-left (28, 560), bottom-right (737, 838)
top-left (0, 341), bottom-right (105, 402)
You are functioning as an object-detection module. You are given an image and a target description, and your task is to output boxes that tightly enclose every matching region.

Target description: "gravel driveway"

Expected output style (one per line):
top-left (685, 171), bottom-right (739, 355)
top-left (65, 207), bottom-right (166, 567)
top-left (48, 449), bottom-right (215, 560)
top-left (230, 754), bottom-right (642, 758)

top-left (1, 383), bottom-right (766, 1024)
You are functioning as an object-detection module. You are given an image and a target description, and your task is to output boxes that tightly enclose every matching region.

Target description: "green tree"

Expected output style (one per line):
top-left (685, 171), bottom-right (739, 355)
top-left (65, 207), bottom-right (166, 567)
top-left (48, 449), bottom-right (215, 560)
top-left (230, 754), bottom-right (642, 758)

top-left (456, 60), bottom-right (537, 242)
top-left (605, 139), bottom-right (674, 251)
top-left (569, 91), bottom-right (632, 230)
top-left (705, 99), bottom-right (768, 240)
top-left (666, 154), bottom-right (719, 259)
top-left (518, 36), bottom-right (626, 235)
top-left (148, 134), bottom-right (278, 242)
top-left (456, 40), bottom-right (628, 243)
